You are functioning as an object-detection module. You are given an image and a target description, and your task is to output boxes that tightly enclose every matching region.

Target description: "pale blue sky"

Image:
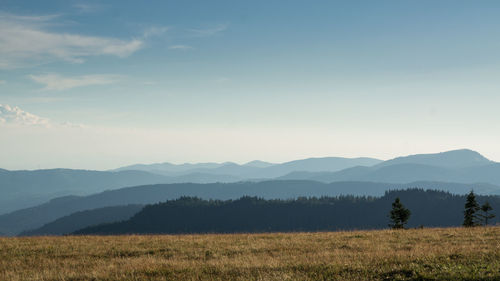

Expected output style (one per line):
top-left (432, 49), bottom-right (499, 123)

top-left (1, 1), bottom-right (500, 169)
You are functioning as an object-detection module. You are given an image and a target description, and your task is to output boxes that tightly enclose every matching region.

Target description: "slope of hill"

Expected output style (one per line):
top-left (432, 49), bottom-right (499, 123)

top-left (249, 157), bottom-right (383, 178)
top-left (278, 150), bottom-right (499, 185)
top-left (284, 163), bottom-right (500, 186)
top-left (243, 160), bottom-right (275, 168)
top-left (20, 205), bottom-right (143, 236)
top-left (74, 189), bottom-right (500, 235)
top-left (0, 169), bottom-right (169, 214)
top-left (114, 162), bottom-right (227, 174)
top-left (375, 149), bottom-right (492, 168)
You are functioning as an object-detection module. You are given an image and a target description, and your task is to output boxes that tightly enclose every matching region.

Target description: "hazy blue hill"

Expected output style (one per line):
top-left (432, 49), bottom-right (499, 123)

top-left (113, 157), bottom-right (383, 178)
top-left (277, 171), bottom-right (322, 180)
top-left (73, 190), bottom-right (500, 235)
top-left (251, 157), bottom-right (382, 178)
top-left (454, 163), bottom-right (500, 184)
top-left (375, 149), bottom-right (492, 169)
top-left (244, 160), bottom-right (275, 168)
top-left (279, 172), bottom-right (500, 195)
top-left (204, 163), bottom-right (263, 176)
top-left (20, 205), bottom-right (143, 236)
top-left (403, 181), bottom-right (500, 195)
top-left (2, 180), bottom-right (497, 236)
top-left (275, 150), bottom-right (500, 186)
top-left (164, 172), bottom-right (242, 183)
top-left (278, 166), bottom-right (376, 181)
top-left (113, 162), bottom-right (227, 174)
top-left (289, 162), bottom-right (500, 186)
top-left (0, 169), bottom-right (170, 214)
top-left (272, 157), bottom-right (381, 172)
top-left (313, 164), bottom-right (452, 183)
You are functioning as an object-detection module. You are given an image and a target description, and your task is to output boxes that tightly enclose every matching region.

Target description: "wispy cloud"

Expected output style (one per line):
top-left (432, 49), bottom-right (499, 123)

top-left (0, 80), bottom-right (5, 85)
top-left (0, 104), bottom-right (50, 127)
top-left (0, 12), bottom-right (143, 68)
top-left (30, 73), bottom-right (120, 91)
top-left (74, 3), bottom-right (103, 13)
top-left (0, 13), bottom-right (60, 23)
top-left (188, 24), bottom-right (228, 37)
top-left (168, 45), bottom-right (194, 50)
top-left (143, 26), bottom-right (169, 38)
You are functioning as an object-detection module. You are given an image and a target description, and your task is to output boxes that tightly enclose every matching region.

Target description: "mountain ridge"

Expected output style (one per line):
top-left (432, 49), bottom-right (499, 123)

top-left (1, 149), bottom-right (497, 216)
top-left (375, 149), bottom-right (493, 168)
top-left (112, 156), bottom-right (384, 177)
top-left (279, 162), bottom-right (500, 186)
top-left (1, 179), bottom-right (499, 236)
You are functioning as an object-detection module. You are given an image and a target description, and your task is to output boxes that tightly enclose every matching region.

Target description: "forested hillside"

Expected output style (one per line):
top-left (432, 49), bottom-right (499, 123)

top-left (75, 189), bottom-right (500, 235)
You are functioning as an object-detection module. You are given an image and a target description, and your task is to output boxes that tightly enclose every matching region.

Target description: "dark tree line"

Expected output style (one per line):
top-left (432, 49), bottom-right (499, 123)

top-left (74, 189), bottom-right (499, 235)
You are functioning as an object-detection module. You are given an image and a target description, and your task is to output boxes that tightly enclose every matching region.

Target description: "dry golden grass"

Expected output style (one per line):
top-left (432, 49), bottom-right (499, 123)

top-left (0, 227), bottom-right (499, 280)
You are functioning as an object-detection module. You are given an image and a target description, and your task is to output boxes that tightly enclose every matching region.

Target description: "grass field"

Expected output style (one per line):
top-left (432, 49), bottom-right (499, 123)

top-left (0, 227), bottom-right (499, 281)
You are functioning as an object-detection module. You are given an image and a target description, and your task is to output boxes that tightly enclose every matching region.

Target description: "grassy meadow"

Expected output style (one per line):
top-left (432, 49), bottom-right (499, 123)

top-left (0, 227), bottom-right (499, 281)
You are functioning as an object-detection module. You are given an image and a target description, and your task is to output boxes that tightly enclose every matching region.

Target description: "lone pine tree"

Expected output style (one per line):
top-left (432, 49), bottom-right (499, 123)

top-left (389, 197), bottom-right (411, 229)
top-left (463, 190), bottom-right (480, 227)
top-left (478, 201), bottom-right (495, 226)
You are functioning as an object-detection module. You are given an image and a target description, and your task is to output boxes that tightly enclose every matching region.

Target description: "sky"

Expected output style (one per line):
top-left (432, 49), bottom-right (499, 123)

top-left (2, 0), bottom-right (500, 170)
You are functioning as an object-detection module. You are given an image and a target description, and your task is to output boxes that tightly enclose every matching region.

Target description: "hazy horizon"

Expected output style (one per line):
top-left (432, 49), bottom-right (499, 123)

top-left (2, 1), bottom-right (500, 170)
top-left (0, 148), bottom-right (496, 171)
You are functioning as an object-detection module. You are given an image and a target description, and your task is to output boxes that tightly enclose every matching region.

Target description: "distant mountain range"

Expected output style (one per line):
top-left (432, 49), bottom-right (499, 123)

top-left (114, 157), bottom-right (383, 178)
top-left (0, 156), bottom-right (382, 214)
top-left (1, 149), bottom-right (500, 216)
top-left (113, 149), bottom-right (500, 186)
top-left (2, 179), bottom-right (498, 236)
top-left (2, 148), bottom-right (500, 236)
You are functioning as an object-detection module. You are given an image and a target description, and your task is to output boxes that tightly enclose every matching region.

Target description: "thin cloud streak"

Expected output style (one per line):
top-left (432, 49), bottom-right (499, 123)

top-left (29, 73), bottom-right (120, 91)
top-left (0, 13), bottom-right (60, 23)
top-left (168, 45), bottom-right (194, 50)
top-left (73, 3), bottom-right (103, 13)
top-left (187, 24), bottom-right (228, 37)
top-left (0, 12), bottom-right (143, 68)
top-left (143, 26), bottom-right (169, 38)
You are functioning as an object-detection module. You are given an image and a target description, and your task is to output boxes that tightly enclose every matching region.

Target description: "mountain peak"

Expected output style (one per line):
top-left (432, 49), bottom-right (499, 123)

top-left (377, 149), bottom-right (492, 169)
top-left (244, 160), bottom-right (275, 168)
